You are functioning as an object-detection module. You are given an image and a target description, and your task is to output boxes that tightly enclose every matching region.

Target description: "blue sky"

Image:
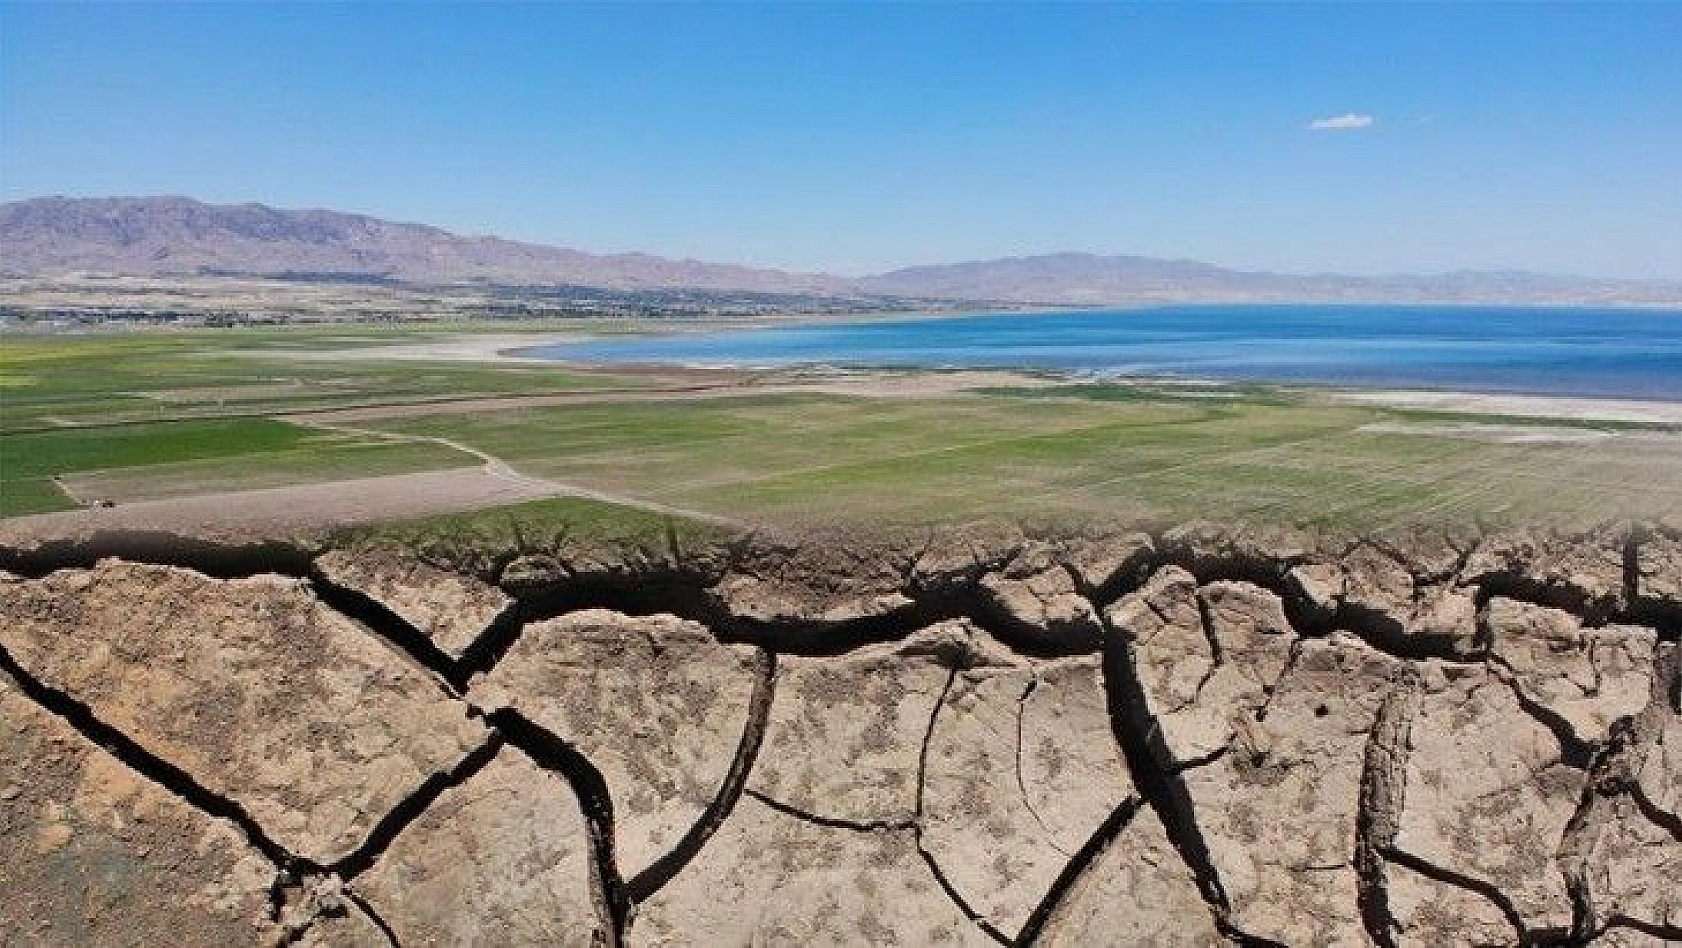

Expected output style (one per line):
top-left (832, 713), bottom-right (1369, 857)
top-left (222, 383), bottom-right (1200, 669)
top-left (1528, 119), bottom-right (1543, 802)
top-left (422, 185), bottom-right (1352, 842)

top-left (3, 2), bottom-right (1678, 278)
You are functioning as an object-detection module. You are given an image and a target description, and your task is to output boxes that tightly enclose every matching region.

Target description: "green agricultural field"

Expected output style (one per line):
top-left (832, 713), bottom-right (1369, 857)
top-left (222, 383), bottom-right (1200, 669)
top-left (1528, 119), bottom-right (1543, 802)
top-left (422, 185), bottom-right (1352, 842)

top-left (0, 477), bottom-right (80, 519)
top-left (56, 439), bottom-right (474, 506)
top-left (5, 418), bottom-right (311, 479)
top-left (4, 327), bottom-right (1680, 532)
top-left (0, 416), bottom-right (470, 516)
top-left (0, 326), bottom-right (647, 432)
top-left (358, 388), bottom-right (1682, 530)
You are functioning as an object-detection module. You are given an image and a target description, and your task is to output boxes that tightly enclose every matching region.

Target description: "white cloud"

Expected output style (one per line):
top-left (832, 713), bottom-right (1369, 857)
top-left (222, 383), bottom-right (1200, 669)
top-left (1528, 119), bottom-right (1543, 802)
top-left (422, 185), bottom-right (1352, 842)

top-left (1307, 112), bottom-right (1375, 131)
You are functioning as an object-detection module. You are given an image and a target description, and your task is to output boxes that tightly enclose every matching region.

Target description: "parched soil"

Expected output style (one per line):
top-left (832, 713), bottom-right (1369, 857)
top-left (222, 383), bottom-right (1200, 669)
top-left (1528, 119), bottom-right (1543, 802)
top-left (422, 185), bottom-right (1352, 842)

top-left (1, 520), bottom-right (1679, 946)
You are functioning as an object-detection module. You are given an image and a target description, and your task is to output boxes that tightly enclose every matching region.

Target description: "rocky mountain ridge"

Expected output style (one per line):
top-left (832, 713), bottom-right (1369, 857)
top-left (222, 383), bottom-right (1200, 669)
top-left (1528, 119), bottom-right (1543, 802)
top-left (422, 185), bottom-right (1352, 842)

top-left (857, 252), bottom-right (1682, 306)
top-left (1, 520), bottom-right (1678, 946)
top-left (7, 196), bottom-right (1679, 305)
top-left (0, 196), bottom-right (847, 295)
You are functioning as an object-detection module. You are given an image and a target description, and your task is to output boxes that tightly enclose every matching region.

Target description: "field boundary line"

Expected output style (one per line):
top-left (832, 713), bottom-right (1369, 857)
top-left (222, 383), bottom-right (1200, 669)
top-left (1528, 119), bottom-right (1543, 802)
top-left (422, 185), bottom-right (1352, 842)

top-left (291, 419), bottom-right (746, 529)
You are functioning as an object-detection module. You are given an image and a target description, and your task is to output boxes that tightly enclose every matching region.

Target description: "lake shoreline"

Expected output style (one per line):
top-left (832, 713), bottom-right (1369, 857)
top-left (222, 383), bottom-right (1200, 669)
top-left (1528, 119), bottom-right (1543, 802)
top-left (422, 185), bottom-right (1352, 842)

top-left (527, 303), bottom-right (1682, 404)
top-left (267, 331), bottom-right (1682, 424)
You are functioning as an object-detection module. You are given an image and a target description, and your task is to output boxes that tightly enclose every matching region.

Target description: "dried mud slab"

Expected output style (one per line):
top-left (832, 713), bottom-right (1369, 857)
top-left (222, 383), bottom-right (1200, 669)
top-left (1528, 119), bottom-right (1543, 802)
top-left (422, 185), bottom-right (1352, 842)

top-left (700, 530), bottom-right (934, 642)
top-left (625, 794), bottom-right (997, 947)
top-left (1589, 930), bottom-right (1679, 948)
top-left (1182, 580), bottom-right (1298, 756)
top-left (1030, 804), bottom-right (1224, 947)
top-left (909, 522), bottom-right (1031, 592)
top-left (1057, 529), bottom-right (1155, 600)
top-left (1636, 530), bottom-right (1682, 615)
top-left (280, 909), bottom-right (399, 948)
top-left (1485, 597), bottom-right (1657, 745)
top-left (1287, 560), bottom-right (1345, 627)
top-left (922, 656), bottom-right (1129, 938)
top-left (1463, 526), bottom-right (1631, 619)
top-left (1388, 860), bottom-right (1516, 947)
top-left (347, 745), bottom-right (603, 946)
top-left (1581, 795), bottom-right (1682, 936)
top-left (1636, 708), bottom-right (1681, 820)
top-left (1573, 645), bottom-right (1682, 939)
top-left (467, 608), bottom-right (766, 878)
top-left (708, 560), bottom-right (914, 631)
top-left (748, 622), bottom-right (989, 825)
top-left (1104, 566), bottom-right (1218, 760)
top-left (1156, 520), bottom-right (1317, 572)
top-left (1016, 659), bottom-right (1138, 850)
top-left (1105, 569), bottom-right (1299, 762)
top-left (977, 543), bottom-right (1104, 651)
top-left (288, 905), bottom-right (392, 948)
top-left (1337, 543), bottom-right (1482, 657)
top-left (0, 671), bottom-right (278, 947)
top-left (0, 563), bottom-right (487, 864)
top-left (315, 549), bottom-right (509, 659)
top-left (1393, 664), bottom-right (1587, 935)
top-left (1182, 634), bottom-right (1403, 946)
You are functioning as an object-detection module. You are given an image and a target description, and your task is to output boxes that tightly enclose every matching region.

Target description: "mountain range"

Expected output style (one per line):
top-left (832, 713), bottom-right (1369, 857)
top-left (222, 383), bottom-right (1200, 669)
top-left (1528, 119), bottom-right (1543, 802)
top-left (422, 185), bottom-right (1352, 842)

top-left (4, 196), bottom-right (1679, 305)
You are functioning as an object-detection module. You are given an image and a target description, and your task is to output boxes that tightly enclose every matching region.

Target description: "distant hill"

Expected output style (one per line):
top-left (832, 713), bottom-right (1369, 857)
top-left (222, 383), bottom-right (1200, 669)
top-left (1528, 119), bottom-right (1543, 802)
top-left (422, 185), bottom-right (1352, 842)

top-left (858, 252), bottom-right (1682, 306)
top-left (0, 196), bottom-right (846, 295)
top-left (5, 196), bottom-right (1679, 305)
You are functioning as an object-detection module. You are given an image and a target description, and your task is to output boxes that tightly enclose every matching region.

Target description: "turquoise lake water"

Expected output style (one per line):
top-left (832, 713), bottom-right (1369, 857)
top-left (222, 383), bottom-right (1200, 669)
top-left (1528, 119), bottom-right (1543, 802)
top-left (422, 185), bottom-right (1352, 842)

top-left (532, 305), bottom-right (1682, 401)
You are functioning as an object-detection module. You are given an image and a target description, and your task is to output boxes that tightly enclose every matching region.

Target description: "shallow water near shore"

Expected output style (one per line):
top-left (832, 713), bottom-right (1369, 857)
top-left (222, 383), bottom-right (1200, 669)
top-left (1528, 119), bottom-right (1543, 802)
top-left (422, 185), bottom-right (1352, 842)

top-left (534, 304), bottom-right (1682, 401)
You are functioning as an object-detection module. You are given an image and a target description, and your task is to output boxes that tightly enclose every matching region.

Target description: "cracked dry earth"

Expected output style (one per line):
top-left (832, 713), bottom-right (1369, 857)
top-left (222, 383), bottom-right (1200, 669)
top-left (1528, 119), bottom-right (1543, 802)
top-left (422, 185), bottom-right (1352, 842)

top-left (2, 521), bottom-right (1680, 947)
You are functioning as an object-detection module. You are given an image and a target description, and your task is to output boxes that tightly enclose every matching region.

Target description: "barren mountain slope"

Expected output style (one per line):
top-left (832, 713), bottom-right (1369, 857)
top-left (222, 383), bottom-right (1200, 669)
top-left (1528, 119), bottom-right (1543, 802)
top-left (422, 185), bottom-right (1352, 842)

top-left (0, 196), bottom-right (846, 293)
top-left (8, 197), bottom-right (1680, 304)
top-left (859, 252), bottom-right (1682, 305)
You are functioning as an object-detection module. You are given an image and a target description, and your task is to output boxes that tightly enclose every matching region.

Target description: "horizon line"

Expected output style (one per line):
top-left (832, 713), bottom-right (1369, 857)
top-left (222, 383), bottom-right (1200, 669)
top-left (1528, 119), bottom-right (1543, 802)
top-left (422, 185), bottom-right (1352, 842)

top-left (4, 192), bottom-right (1678, 286)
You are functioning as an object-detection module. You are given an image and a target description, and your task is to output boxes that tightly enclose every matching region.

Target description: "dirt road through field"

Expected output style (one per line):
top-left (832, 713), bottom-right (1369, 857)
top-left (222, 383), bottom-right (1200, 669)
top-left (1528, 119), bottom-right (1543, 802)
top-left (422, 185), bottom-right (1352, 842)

top-left (294, 419), bottom-right (745, 527)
